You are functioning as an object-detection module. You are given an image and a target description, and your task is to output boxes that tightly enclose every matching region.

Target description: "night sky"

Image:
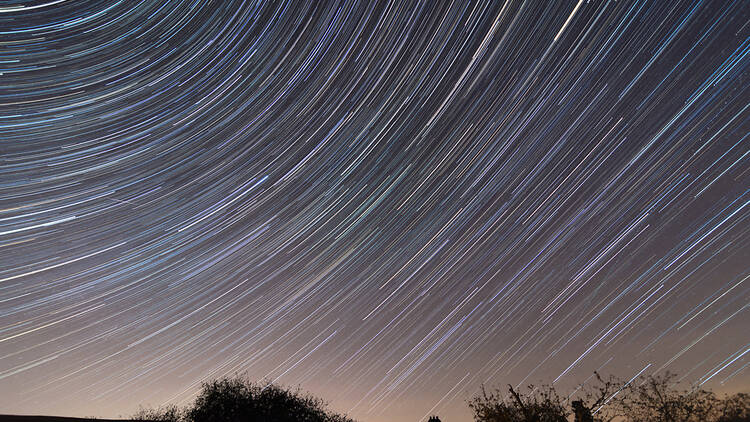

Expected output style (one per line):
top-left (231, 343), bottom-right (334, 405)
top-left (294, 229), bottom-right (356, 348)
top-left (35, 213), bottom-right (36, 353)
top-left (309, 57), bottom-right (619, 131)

top-left (1, 1), bottom-right (749, 422)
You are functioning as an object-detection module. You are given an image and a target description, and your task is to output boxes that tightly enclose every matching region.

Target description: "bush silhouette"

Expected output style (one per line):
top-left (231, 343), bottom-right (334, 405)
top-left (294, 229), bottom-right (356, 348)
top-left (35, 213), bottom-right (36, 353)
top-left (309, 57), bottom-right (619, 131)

top-left (133, 375), bottom-right (355, 422)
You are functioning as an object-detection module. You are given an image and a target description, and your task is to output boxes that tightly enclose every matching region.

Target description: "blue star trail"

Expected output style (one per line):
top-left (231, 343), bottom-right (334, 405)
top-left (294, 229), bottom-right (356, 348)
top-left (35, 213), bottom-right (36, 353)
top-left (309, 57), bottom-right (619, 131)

top-left (0, 1), bottom-right (748, 422)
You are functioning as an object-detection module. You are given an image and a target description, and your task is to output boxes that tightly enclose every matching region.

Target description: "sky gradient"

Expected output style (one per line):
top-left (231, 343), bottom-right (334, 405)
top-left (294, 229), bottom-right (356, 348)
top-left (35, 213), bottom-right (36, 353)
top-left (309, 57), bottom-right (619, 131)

top-left (1, 1), bottom-right (749, 422)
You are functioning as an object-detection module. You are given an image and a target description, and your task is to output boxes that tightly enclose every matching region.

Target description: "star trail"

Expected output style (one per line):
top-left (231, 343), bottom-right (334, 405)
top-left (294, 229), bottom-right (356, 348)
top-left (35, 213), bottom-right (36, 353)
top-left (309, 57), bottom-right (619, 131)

top-left (1, 1), bottom-right (749, 421)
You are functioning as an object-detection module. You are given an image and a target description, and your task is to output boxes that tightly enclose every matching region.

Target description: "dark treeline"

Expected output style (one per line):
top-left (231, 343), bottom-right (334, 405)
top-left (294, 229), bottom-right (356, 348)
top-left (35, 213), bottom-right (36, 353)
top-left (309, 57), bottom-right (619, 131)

top-left (133, 372), bottom-right (748, 422)
top-left (469, 372), bottom-right (749, 422)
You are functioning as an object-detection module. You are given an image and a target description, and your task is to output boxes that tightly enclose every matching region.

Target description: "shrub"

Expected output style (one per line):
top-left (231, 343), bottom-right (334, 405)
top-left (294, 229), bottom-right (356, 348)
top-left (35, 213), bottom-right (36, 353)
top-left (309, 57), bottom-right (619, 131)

top-left (133, 375), bottom-right (355, 422)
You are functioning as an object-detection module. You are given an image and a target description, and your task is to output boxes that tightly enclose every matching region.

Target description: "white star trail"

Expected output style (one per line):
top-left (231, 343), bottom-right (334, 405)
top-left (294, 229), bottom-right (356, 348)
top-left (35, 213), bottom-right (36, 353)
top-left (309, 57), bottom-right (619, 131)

top-left (0, 1), bottom-right (748, 422)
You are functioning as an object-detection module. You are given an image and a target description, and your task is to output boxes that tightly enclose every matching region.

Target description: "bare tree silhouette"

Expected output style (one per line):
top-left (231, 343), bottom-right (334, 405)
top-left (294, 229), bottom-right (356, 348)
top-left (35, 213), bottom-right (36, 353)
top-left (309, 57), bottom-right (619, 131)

top-left (468, 372), bottom-right (748, 422)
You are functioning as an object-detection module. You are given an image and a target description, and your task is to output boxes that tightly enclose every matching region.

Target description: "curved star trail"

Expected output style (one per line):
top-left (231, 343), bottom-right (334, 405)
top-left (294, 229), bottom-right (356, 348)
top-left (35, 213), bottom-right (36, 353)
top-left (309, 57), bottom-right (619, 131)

top-left (1, 1), bottom-right (749, 421)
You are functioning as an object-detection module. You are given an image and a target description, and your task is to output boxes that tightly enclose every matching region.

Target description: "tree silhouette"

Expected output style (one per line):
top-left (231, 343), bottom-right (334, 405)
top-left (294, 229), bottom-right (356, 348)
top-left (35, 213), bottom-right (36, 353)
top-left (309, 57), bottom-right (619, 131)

top-left (468, 383), bottom-right (568, 422)
top-left (468, 372), bottom-right (748, 422)
top-left (571, 400), bottom-right (593, 422)
top-left (716, 392), bottom-right (750, 422)
top-left (568, 372), bottom-right (621, 422)
top-left (614, 372), bottom-right (732, 422)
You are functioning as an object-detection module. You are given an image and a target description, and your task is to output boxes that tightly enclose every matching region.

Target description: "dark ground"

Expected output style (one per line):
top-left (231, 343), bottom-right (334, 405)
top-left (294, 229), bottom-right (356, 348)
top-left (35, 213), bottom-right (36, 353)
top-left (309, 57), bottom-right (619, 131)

top-left (0, 416), bottom-right (138, 422)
